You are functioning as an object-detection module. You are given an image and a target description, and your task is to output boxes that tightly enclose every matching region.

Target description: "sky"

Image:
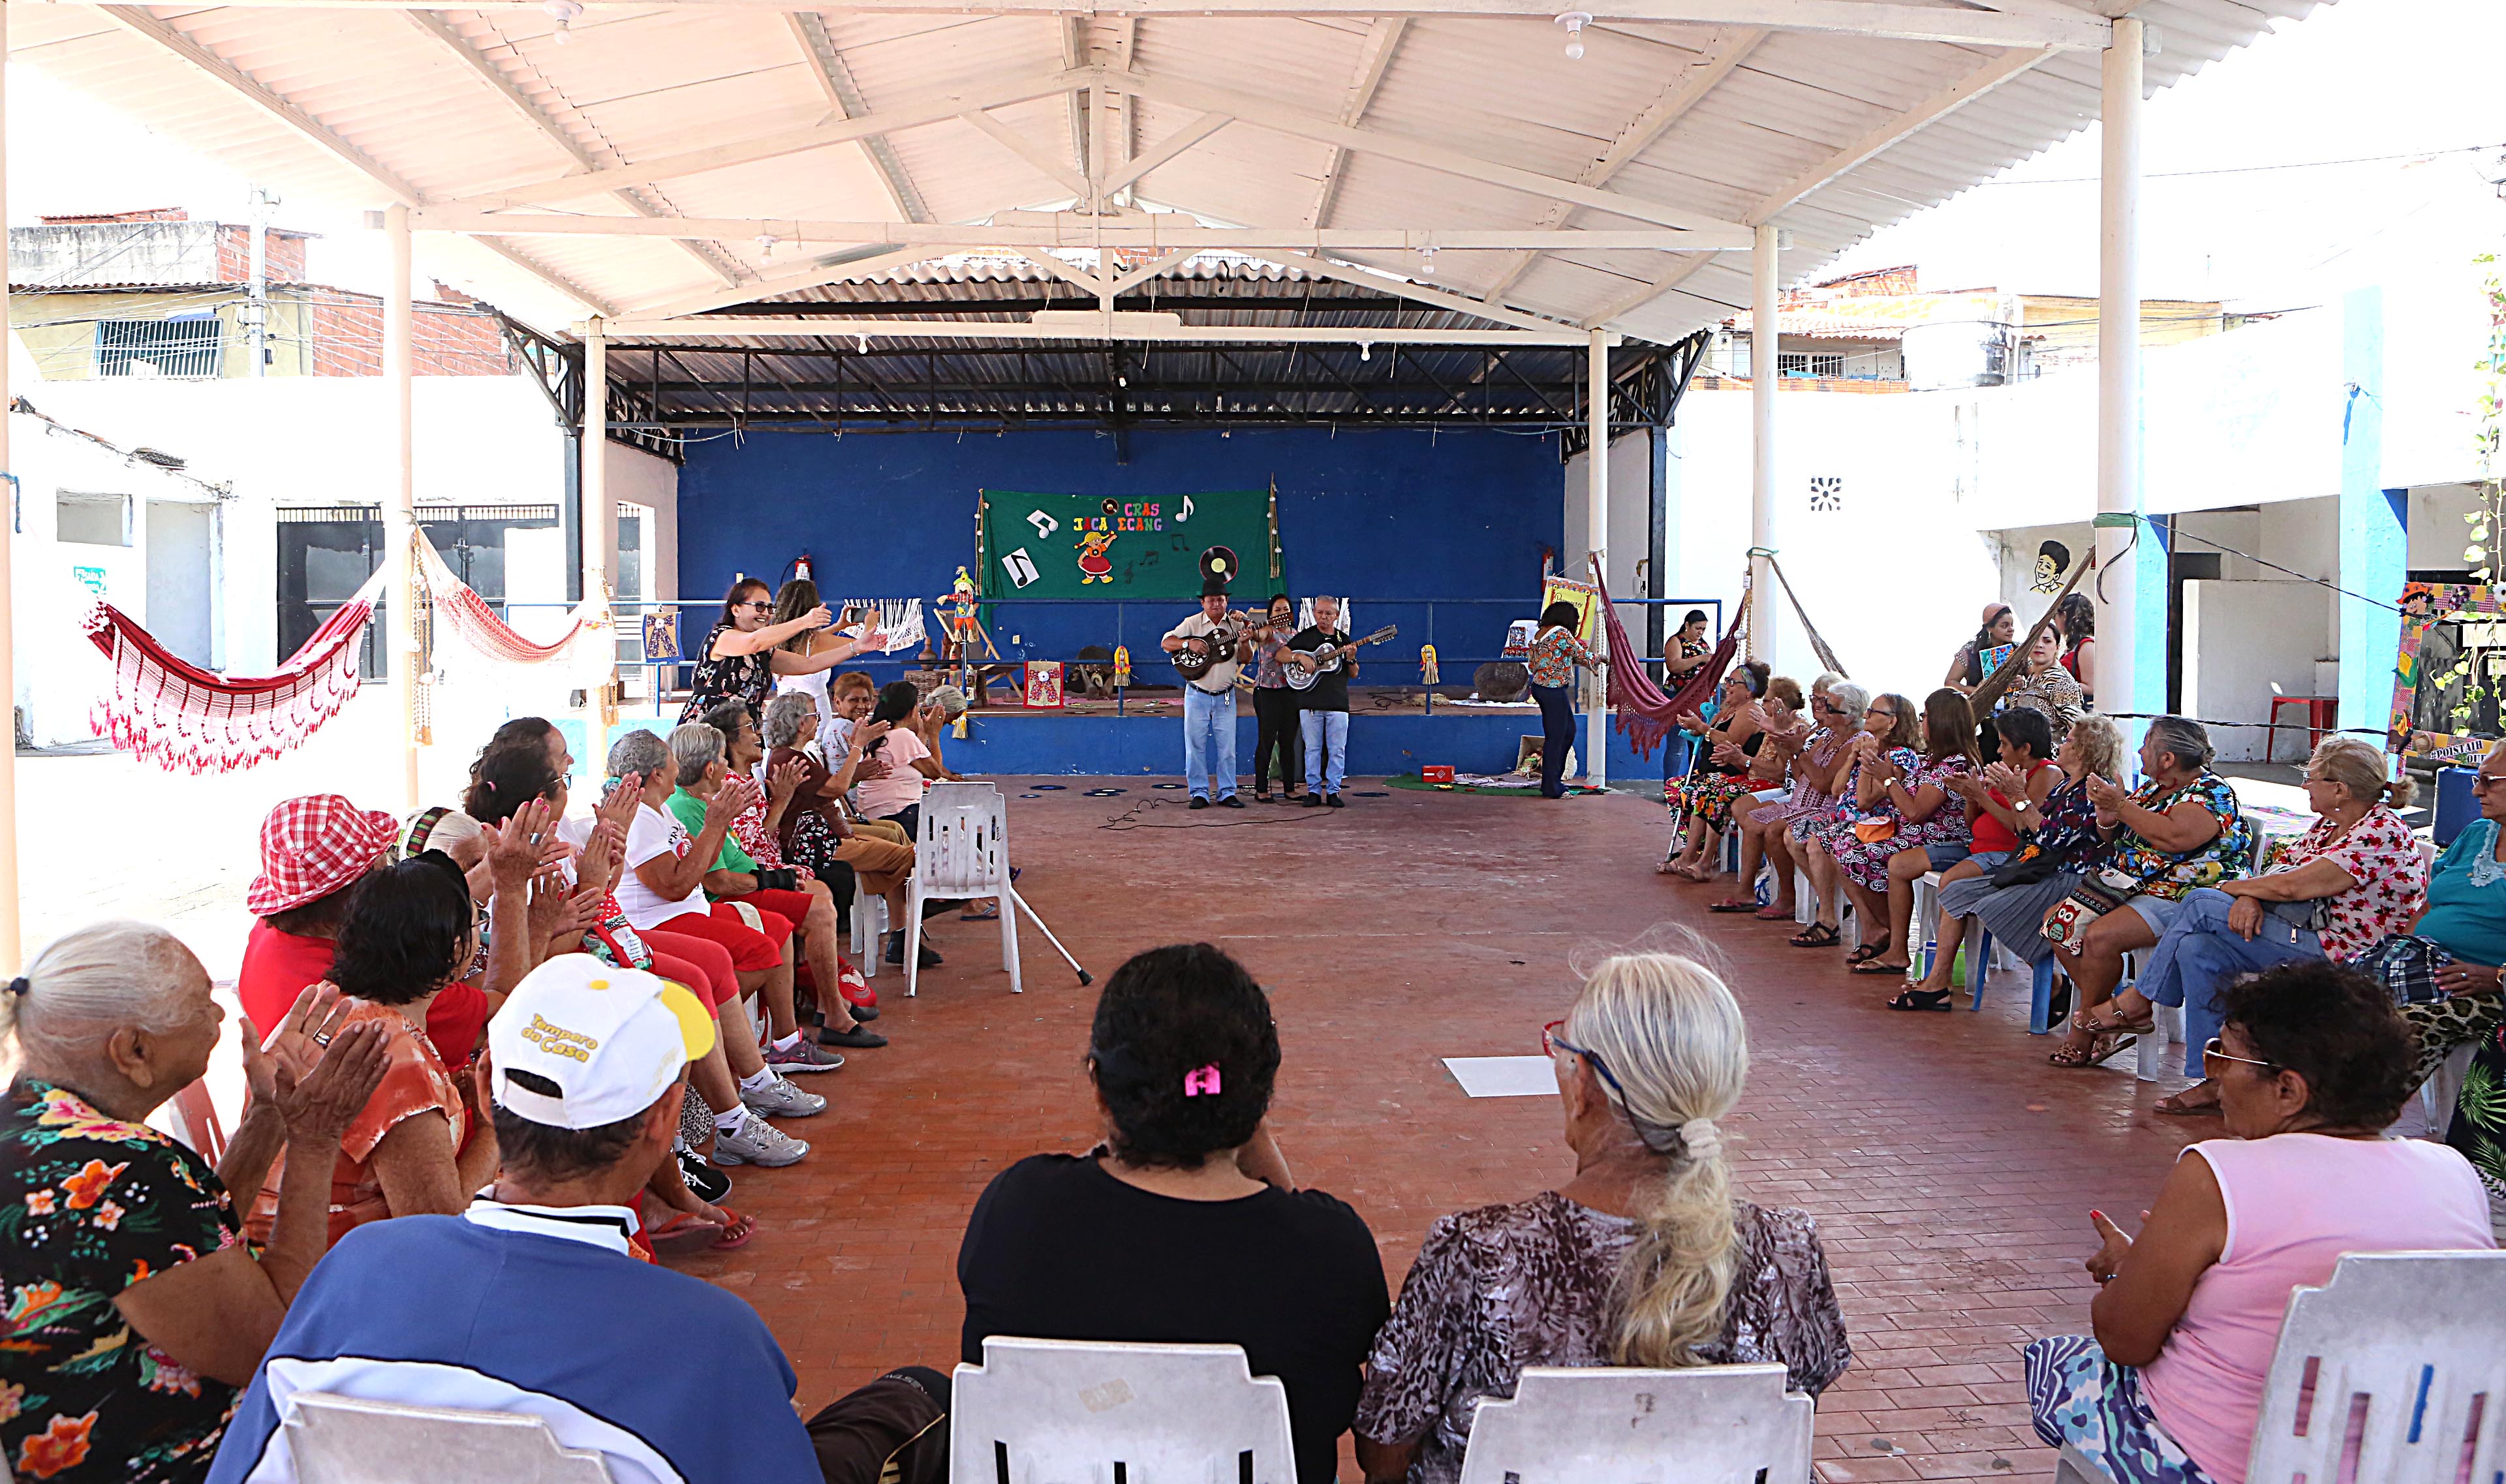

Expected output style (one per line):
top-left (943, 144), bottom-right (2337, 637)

top-left (6, 0), bottom-right (2504, 315)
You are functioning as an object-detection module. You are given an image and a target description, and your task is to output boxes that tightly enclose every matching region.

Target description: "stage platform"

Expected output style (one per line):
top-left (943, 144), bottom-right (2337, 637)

top-left (596, 687), bottom-right (1673, 782)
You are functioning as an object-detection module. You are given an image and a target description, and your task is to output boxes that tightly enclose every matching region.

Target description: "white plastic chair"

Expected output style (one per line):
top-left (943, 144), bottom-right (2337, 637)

top-left (281, 1392), bottom-right (617, 1483)
top-left (2058, 1250), bottom-right (2506, 1484)
top-left (906, 781), bottom-right (1019, 998)
top-left (950, 1337), bottom-right (1295, 1484)
top-left (1455, 1363), bottom-right (1812, 1484)
top-left (849, 889), bottom-right (890, 980)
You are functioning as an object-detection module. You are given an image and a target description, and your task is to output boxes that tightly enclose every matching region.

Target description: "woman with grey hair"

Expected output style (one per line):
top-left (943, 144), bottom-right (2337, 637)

top-left (1928, 715), bottom-right (2126, 982)
top-left (2043, 716), bottom-right (2256, 1068)
top-left (1354, 946), bottom-right (1847, 1484)
top-left (0, 924), bottom-right (388, 1476)
top-left (762, 691), bottom-right (925, 969)
top-left (605, 728), bottom-right (841, 1080)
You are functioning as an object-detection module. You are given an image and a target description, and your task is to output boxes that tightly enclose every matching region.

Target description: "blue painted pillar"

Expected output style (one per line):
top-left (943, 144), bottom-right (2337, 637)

top-left (2338, 286), bottom-right (2404, 736)
top-left (2135, 508), bottom-right (2168, 724)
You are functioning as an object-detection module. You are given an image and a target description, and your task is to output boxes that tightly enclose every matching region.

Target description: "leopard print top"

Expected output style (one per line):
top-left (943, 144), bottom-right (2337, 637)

top-left (1354, 1192), bottom-right (1849, 1484)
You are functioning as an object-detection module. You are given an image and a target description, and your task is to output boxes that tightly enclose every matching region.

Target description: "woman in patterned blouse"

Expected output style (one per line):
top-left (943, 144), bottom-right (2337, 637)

top-left (2079, 735), bottom-right (2426, 1113)
top-left (1524, 602), bottom-right (1607, 799)
top-left (1353, 950), bottom-right (1848, 1484)
top-left (0, 923), bottom-right (386, 1483)
top-left (680, 578), bottom-right (884, 725)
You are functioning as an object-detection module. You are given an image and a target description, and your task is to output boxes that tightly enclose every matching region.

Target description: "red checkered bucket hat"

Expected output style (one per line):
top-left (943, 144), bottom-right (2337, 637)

top-left (247, 795), bottom-right (399, 917)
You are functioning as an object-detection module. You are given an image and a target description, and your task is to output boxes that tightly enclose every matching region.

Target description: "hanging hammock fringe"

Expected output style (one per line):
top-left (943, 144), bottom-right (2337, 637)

top-left (414, 529), bottom-right (611, 670)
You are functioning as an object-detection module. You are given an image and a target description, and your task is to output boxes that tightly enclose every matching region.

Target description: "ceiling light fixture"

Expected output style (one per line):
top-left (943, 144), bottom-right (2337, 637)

top-left (1360, 342), bottom-right (1372, 362)
top-left (756, 234), bottom-right (779, 261)
top-left (545, 0), bottom-right (583, 43)
top-left (1555, 10), bottom-right (1592, 59)
top-left (1418, 245), bottom-right (1438, 275)
top-left (857, 335), bottom-right (871, 354)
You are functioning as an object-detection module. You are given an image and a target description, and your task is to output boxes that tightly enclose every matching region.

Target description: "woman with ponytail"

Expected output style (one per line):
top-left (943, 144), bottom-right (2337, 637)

top-left (1354, 946), bottom-right (1848, 1484)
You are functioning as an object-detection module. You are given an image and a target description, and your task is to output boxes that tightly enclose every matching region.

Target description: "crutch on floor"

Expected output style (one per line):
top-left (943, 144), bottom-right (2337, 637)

top-left (1010, 887), bottom-right (1092, 985)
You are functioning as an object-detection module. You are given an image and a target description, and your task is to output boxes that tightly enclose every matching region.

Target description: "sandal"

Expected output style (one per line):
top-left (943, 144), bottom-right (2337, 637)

top-left (2074, 1004), bottom-right (2154, 1036)
top-left (1655, 859), bottom-right (1686, 876)
top-left (2155, 1081), bottom-right (2224, 1117)
top-left (2049, 1031), bottom-right (2135, 1068)
top-left (1789, 923), bottom-right (1841, 948)
top-left (1707, 898), bottom-right (1760, 914)
top-left (960, 901), bottom-right (1002, 921)
top-left (1843, 942), bottom-right (1884, 966)
top-left (1851, 959), bottom-right (1913, 976)
top-left (1755, 904), bottom-right (1795, 920)
top-left (1889, 987), bottom-right (1955, 1011)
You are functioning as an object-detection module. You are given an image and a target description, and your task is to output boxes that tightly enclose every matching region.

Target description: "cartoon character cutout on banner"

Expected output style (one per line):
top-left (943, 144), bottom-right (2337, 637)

top-left (1076, 530), bottom-right (1118, 584)
top-left (2032, 540), bottom-right (2072, 595)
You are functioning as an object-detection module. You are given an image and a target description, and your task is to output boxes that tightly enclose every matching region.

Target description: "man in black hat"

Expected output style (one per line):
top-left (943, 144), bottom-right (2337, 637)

top-left (1160, 578), bottom-right (1253, 808)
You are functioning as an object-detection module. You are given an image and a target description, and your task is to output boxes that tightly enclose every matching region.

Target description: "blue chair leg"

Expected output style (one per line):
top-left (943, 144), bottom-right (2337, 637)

top-left (1971, 925), bottom-right (1994, 1012)
top-left (2029, 957), bottom-right (2058, 1034)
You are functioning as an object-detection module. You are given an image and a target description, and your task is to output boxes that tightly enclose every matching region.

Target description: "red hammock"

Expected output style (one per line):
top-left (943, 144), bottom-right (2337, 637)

top-left (416, 531), bottom-right (607, 667)
top-left (1595, 583), bottom-right (1744, 760)
top-left (86, 561), bottom-right (389, 774)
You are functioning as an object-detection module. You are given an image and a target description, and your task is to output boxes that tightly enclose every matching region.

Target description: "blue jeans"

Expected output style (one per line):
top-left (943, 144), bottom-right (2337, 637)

top-left (1300, 709), bottom-right (1349, 794)
top-left (2137, 886), bottom-right (2325, 1076)
top-left (1182, 685), bottom-right (1238, 800)
top-left (1529, 682), bottom-right (1576, 797)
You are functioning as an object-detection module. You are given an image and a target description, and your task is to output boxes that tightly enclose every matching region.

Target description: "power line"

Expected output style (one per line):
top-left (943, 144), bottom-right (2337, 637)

top-left (1976, 142), bottom-right (2506, 187)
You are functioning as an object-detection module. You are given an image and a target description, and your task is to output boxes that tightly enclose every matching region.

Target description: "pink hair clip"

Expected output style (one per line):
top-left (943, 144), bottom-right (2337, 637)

top-left (1183, 1064), bottom-right (1222, 1097)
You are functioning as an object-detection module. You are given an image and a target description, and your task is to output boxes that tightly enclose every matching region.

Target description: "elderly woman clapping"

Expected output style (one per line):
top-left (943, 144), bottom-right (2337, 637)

top-left (2043, 717), bottom-right (2254, 1068)
top-left (0, 923), bottom-right (386, 1477)
top-left (2078, 735), bottom-right (2426, 1112)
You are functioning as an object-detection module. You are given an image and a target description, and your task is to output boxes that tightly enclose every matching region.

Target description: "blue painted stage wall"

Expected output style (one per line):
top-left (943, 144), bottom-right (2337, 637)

top-left (675, 425), bottom-right (1565, 672)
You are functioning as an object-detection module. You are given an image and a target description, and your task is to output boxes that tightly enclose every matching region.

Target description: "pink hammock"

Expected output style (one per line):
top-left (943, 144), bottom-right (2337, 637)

top-left (1594, 581), bottom-right (1744, 760)
top-left (86, 562), bottom-right (389, 774)
top-left (415, 531), bottom-right (608, 666)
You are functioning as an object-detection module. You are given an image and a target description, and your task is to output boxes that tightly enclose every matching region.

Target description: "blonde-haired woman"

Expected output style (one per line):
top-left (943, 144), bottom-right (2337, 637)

top-left (1352, 949), bottom-right (1848, 1484)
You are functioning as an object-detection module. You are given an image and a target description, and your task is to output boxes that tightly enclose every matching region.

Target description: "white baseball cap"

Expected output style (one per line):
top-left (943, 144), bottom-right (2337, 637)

top-left (487, 955), bottom-right (716, 1131)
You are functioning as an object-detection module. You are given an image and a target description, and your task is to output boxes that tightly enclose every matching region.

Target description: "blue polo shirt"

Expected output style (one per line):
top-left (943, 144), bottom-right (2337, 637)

top-left (209, 1201), bottom-right (817, 1484)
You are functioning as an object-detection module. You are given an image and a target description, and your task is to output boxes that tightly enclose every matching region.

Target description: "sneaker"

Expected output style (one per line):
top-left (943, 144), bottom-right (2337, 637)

top-left (1219, 796), bottom-right (1246, 809)
top-left (677, 1148), bottom-right (732, 1203)
top-left (1188, 797), bottom-right (1210, 811)
top-left (740, 1073), bottom-right (827, 1119)
top-left (766, 1038), bottom-right (847, 1074)
top-left (1303, 793), bottom-right (1325, 808)
top-left (713, 1117), bottom-right (810, 1167)
top-left (1325, 794), bottom-right (1346, 809)
top-left (820, 1023), bottom-right (889, 1049)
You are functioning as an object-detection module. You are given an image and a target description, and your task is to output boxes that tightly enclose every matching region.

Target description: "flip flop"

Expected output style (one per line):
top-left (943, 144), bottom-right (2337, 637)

top-left (1754, 904), bottom-right (1794, 920)
top-left (1843, 943), bottom-right (1884, 966)
top-left (960, 901), bottom-right (1002, 921)
top-left (1789, 923), bottom-right (1840, 948)
top-left (2050, 1032), bottom-right (2134, 1068)
top-left (648, 1213), bottom-right (728, 1257)
top-left (710, 1208), bottom-right (757, 1248)
top-left (1707, 898), bottom-right (1760, 913)
top-left (1851, 959), bottom-right (1913, 976)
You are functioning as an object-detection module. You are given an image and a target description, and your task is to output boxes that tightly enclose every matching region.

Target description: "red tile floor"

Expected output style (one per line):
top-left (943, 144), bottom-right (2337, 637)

top-left (675, 779), bottom-right (2202, 1483)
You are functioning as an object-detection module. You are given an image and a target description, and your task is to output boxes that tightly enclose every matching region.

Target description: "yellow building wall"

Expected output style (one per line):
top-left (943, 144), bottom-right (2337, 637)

top-left (2020, 294), bottom-right (2225, 354)
top-left (8, 292), bottom-right (317, 380)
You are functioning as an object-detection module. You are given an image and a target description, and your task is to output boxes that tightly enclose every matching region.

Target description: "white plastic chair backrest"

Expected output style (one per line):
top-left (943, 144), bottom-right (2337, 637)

top-left (950, 1337), bottom-right (1296, 1484)
top-left (918, 781), bottom-right (1012, 899)
top-left (2246, 1250), bottom-right (2506, 1484)
top-left (1455, 1363), bottom-right (1812, 1484)
top-left (281, 1392), bottom-right (617, 1483)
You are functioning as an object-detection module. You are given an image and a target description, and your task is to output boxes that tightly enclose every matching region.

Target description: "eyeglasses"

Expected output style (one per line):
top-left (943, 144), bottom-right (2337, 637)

top-left (743, 600), bottom-right (774, 613)
top-left (1541, 1019), bottom-right (1630, 1104)
top-left (2474, 773), bottom-right (2506, 792)
top-left (2201, 1037), bottom-right (2276, 1074)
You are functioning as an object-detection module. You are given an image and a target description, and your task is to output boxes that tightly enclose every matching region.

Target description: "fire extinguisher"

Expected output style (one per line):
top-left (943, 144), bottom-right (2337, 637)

top-left (786, 553), bottom-right (813, 586)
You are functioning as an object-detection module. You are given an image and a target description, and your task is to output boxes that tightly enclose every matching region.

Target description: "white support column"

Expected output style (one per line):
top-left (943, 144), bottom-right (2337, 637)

top-left (2094, 18), bottom-right (2142, 727)
top-left (0, 0), bottom-right (21, 973)
top-left (581, 320), bottom-right (611, 777)
top-left (384, 204), bottom-right (421, 809)
top-left (1586, 326), bottom-right (1610, 788)
top-left (1750, 223), bottom-right (1779, 666)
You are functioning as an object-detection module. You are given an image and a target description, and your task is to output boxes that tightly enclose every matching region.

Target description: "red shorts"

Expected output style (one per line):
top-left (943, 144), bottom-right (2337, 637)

top-left (644, 938), bottom-right (738, 1009)
top-left (652, 902), bottom-right (791, 974)
top-left (742, 886), bottom-right (820, 936)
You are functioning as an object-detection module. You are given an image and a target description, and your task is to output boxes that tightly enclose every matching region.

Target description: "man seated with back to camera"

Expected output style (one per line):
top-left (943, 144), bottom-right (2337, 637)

top-left (208, 955), bottom-right (955, 1484)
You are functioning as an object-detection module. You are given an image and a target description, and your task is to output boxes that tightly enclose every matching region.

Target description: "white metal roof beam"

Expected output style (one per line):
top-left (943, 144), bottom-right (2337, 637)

top-left (403, 12), bottom-right (741, 288)
top-left (162, 1), bottom-right (2105, 48)
top-left (1263, 251), bottom-right (1575, 335)
top-left (1106, 70), bottom-right (1754, 243)
top-left (1481, 25), bottom-right (1765, 303)
top-left (409, 209), bottom-right (1737, 250)
top-left (445, 68), bottom-right (1091, 209)
top-left (626, 245), bottom-right (946, 318)
top-left (962, 108), bottom-right (1095, 200)
top-left (1308, 17), bottom-right (1408, 229)
top-left (1097, 112), bottom-right (1233, 198)
top-left (787, 12), bottom-right (936, 224)
top-left (1583, 255), bottom-right (1713, 328)
top-left (92, 4), bottom-right (617, 315)
top-left (589, 317), bottom-right (1605, 347)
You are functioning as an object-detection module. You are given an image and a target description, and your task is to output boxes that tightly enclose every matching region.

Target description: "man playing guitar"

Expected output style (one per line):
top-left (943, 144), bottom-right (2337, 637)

top-left (1161, 577), bottom-right (1256, 809)
top-left (1286, 595), bottom-right (1358, 808)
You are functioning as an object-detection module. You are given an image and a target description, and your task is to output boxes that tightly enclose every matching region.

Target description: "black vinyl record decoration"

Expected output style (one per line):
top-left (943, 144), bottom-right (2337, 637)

top-left (1199, 546), bottom-right (1239, 589)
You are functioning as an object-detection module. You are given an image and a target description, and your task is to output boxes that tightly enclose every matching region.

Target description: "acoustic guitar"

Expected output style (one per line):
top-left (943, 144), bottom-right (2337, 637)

top-left (1283, 625), bottom-right (1399, 690)
top-left (1170, 613), bottom-right (1261, 683)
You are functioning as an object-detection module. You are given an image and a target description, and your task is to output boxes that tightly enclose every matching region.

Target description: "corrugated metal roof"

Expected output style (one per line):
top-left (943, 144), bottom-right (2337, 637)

top-left (7, 0), bottom-right (2327, 346)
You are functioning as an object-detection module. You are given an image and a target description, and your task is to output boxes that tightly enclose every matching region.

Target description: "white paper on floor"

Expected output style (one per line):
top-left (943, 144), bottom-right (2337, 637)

top-left (1442, 1056), bottom-right (1560, 1097)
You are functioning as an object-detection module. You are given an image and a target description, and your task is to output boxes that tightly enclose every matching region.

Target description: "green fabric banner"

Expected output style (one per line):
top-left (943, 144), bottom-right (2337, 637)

top-left (978, 488), bottom-right (1281, 600)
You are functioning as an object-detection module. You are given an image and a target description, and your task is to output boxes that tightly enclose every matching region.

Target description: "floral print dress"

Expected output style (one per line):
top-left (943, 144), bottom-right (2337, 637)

top-left (679, 621), bottom-right (775, 724)
top-left (2102, 771), bottom-right (2255, 900)
top-left (0, 1080), bottom-right (243, 1483)
top-left (1831, 753), bottom-right (1973, 890)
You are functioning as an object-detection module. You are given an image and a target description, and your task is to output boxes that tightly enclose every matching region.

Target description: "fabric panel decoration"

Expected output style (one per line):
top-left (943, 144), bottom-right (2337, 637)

top-left (978, 489), bottom-right (1283, 600)
top-left (86, 561), bottom-right (391, 774)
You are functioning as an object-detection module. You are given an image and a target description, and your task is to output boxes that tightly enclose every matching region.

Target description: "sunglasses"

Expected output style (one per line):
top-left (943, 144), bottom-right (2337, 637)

top-left (743, 600), bottom-right (774, 612)
top-left (1541, 1019), bottom-right (1631, 1104)
top-left (2201, 1037), bottom-right (2276, 1075)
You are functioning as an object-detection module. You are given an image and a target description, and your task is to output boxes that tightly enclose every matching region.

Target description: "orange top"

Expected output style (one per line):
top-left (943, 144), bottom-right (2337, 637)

top-left (247, 992), bottom-right (466, 1245)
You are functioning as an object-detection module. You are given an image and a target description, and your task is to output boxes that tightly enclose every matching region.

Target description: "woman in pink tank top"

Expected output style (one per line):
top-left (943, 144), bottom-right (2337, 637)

top-left (2024, 959), bottom-right (2494, 1484)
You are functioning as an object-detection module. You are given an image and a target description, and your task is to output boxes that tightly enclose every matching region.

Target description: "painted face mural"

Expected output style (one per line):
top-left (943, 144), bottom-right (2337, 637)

top-left (2032, 539), bottom-right (2071, 595)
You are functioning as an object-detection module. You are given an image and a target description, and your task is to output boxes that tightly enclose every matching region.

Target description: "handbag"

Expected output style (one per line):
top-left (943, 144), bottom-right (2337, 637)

top-left (2261, 896), bottom-right (2337, 935)
top-left (2351, 933), bottom-right (2456, 1006)
top-left (752, 866), bottom-right (800, 893)
top-left (2039, 868), bottom-right (2150, 954)
top-left (1852, 817), bottom-right (1898, 845)
top-left (1988, 851), bottom-right (2060, 889)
